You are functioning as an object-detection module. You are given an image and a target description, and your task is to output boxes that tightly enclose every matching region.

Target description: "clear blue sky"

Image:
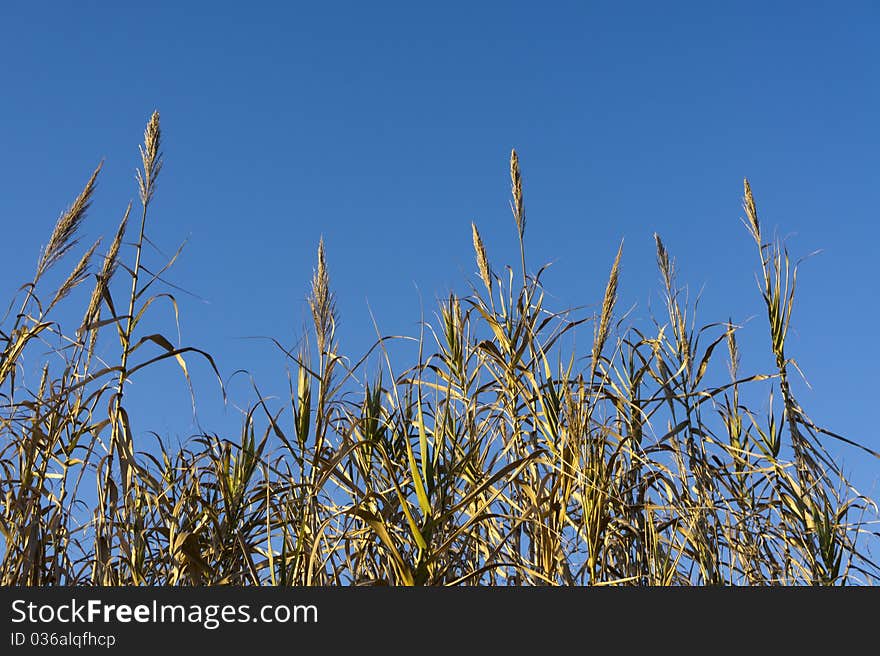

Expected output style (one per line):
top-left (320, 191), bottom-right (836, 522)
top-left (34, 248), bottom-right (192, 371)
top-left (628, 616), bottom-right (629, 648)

top-left (1, 2), bottom-right (877, 493)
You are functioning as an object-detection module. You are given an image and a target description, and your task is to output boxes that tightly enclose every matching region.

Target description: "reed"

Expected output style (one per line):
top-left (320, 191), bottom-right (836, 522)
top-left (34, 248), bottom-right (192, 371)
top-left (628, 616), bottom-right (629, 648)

top-left (1, 113), bottom-right (876, 586)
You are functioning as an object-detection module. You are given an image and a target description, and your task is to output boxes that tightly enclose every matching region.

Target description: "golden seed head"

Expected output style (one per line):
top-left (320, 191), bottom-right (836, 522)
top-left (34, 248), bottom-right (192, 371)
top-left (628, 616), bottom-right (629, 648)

top-left (510, 148), bottom-right (524, 238)
top-left (137, 110), bottom-right (163, 206)
top-left (726, 318), bottom-right (740, 379)
top-left (592, 240), bottom-right (623, 369)
top-left (50, 238), bottom-right (101, 310)
top-left (471, 222), bottom-right (492, 295)
top-left (743, 178), bottom-right (761, 244)
top-left (654, 233), bottom-right (674, 293)
top-left (80, 204), bottom-right (131, 336)
top-left (309, 237), bottom-right (336, 353)
top-left (38, 162), bottom-right (103, 279)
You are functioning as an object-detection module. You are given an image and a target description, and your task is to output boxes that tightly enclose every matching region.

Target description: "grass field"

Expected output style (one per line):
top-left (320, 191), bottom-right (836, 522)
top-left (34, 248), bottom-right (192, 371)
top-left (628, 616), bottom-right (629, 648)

top-left (2, 112), bottom-right (877, 585)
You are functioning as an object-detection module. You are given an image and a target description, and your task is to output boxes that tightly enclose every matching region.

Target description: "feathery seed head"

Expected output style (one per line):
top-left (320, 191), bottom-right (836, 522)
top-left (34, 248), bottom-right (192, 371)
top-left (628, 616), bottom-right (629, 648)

top-left (726, 318), bottom-right (740, 380)
top-left (654, 233), bottom-right (675, 294)
top-left (510, 149), bottom-right (524, 239)
top-left (592, 240), bottom-right (623, 370)
top-left (80, 204), bottom-right (131, 337)
top-left (50, 238), bottom-right (101, 310)
top-left (103, 203), bottom-right (131, 285)
top-left (743, 178), bottom-right (761, 245)
top-left (77, 202), bottom-right (131, 334)
top-left (471, 222), bottom-right (492, 295)
top-left (137, 110), bottom-right (163, 206)
top-left (38, 162), bottom-right (103, 279)
top-left (309, 237), bottom-right (336, 353)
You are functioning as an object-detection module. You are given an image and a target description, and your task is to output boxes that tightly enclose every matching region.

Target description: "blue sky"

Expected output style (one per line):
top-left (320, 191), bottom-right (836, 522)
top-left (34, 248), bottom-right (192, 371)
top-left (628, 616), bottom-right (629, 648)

top-left (1, 2), bottom-right (878, 494)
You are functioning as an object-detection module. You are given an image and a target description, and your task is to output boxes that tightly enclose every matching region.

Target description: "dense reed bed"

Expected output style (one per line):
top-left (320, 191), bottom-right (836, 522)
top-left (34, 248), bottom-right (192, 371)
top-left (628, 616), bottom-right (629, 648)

top-left (1, 113), bottom-right (877, 585)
